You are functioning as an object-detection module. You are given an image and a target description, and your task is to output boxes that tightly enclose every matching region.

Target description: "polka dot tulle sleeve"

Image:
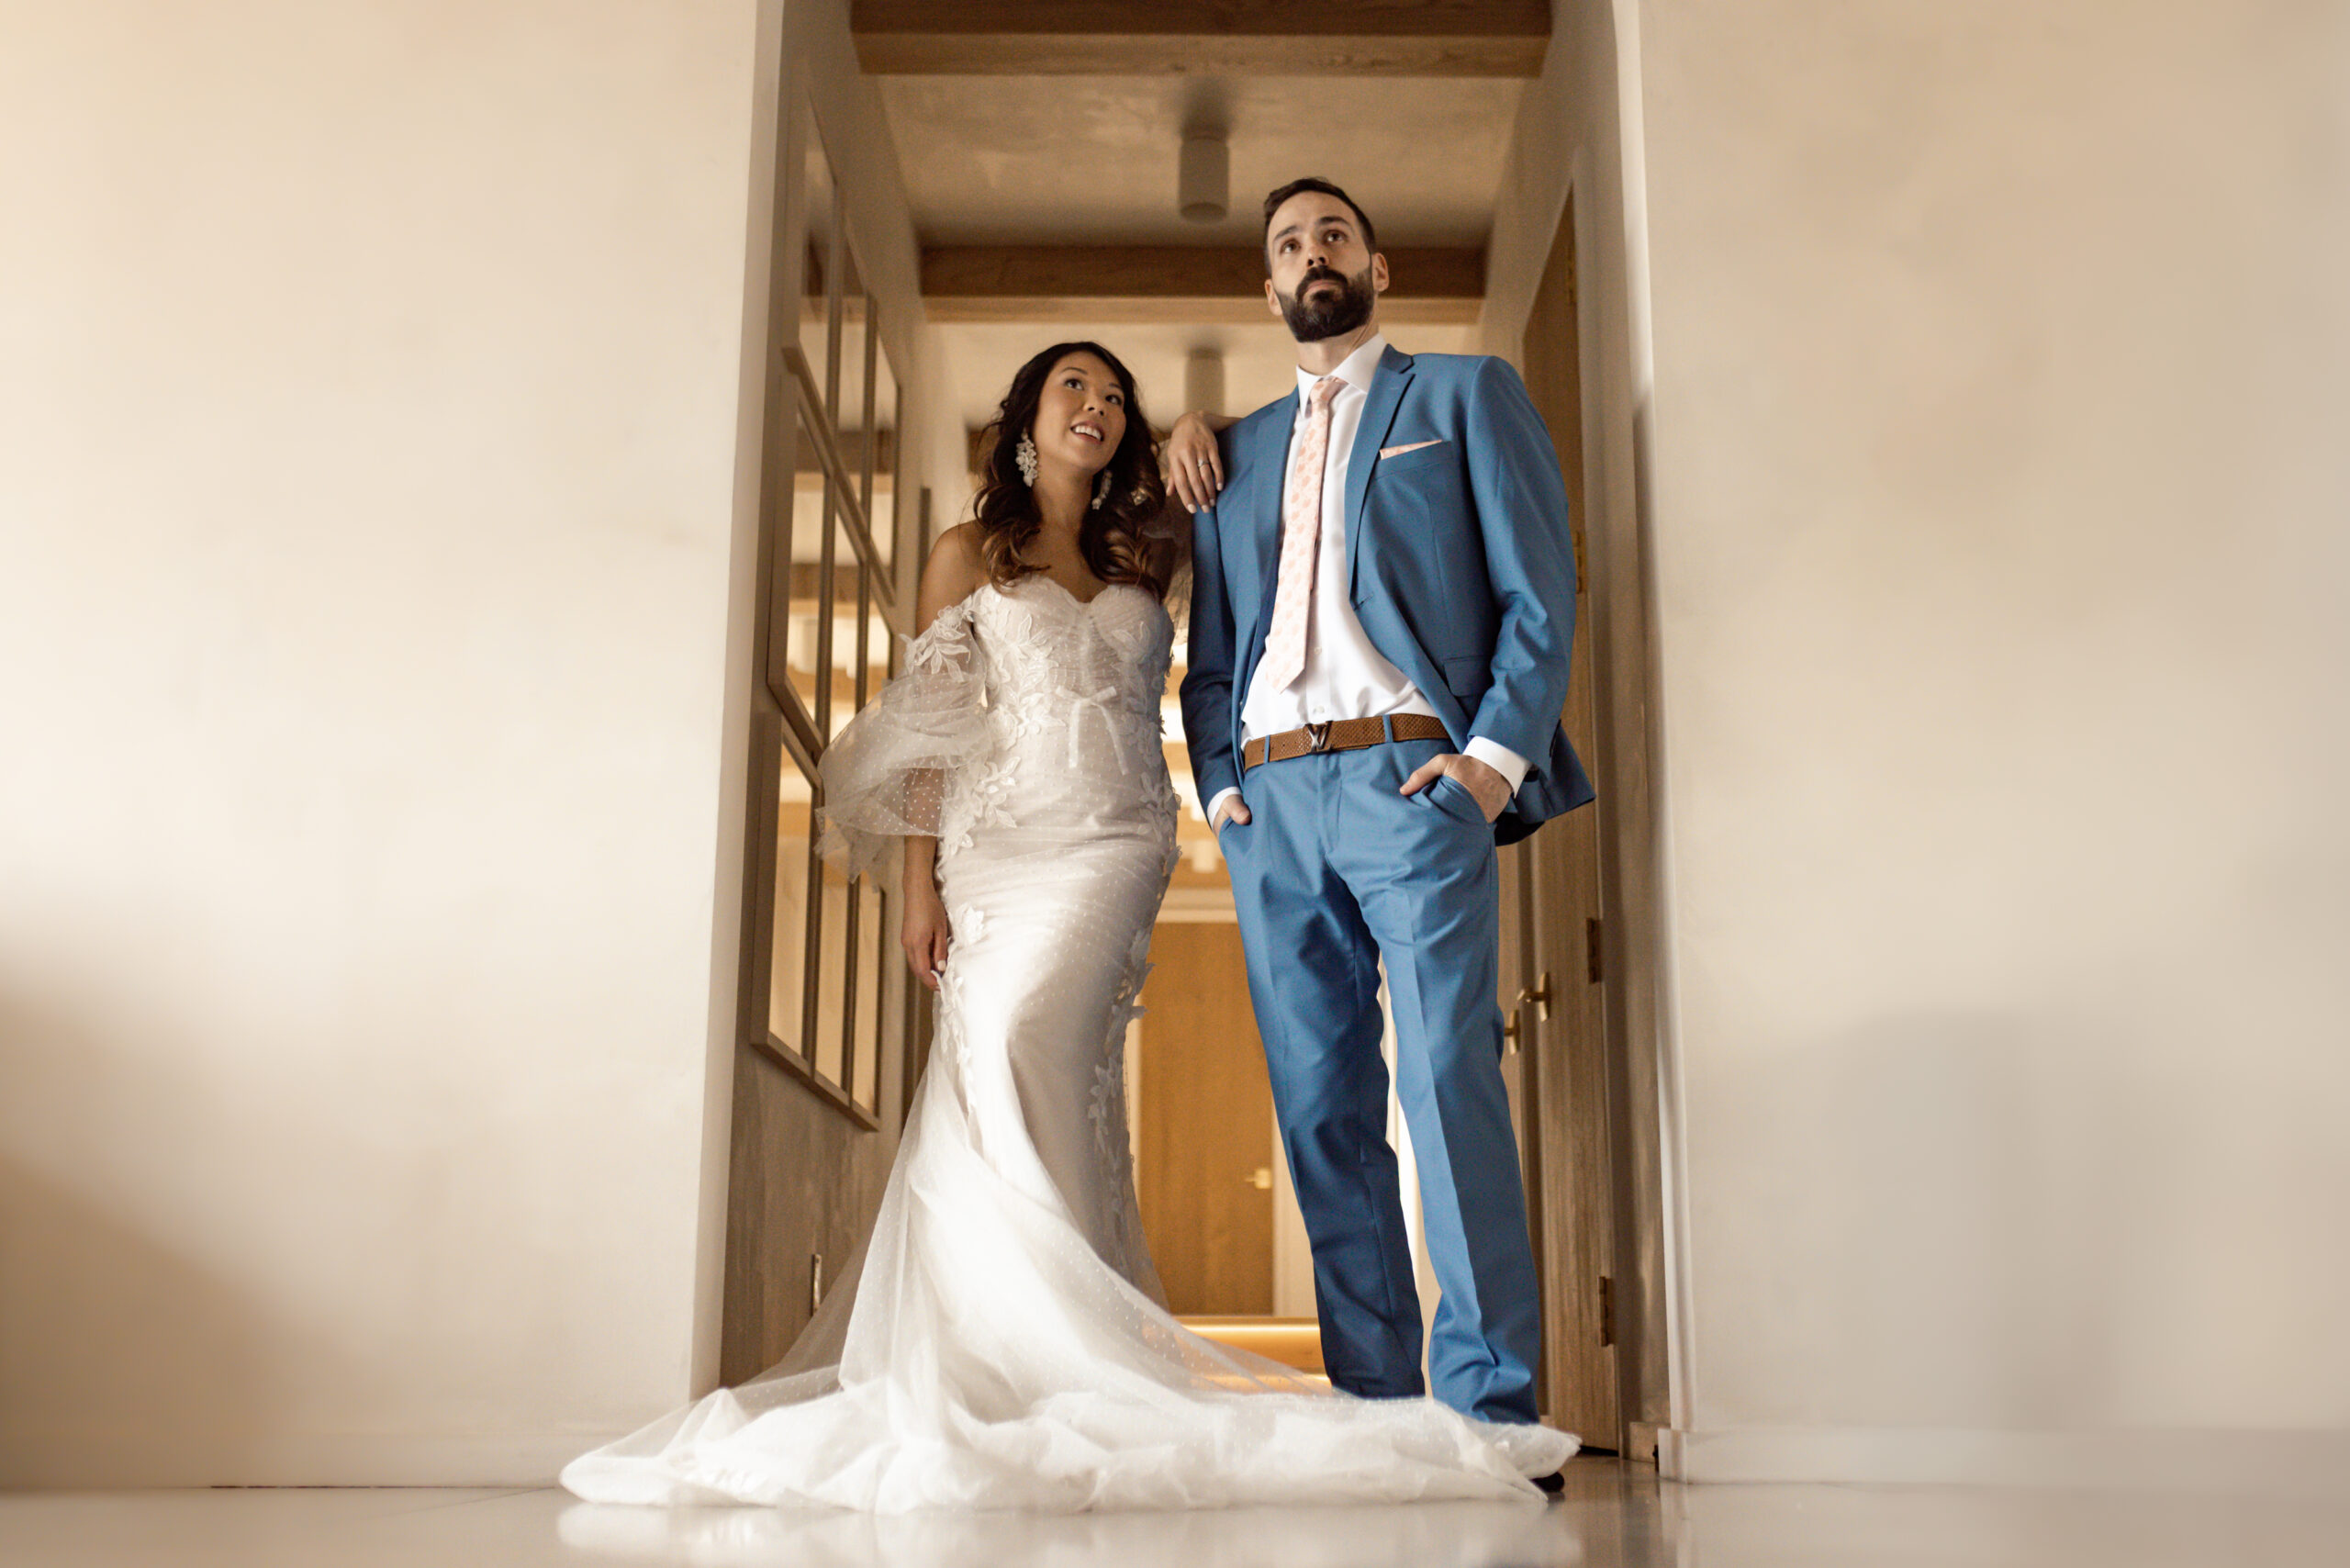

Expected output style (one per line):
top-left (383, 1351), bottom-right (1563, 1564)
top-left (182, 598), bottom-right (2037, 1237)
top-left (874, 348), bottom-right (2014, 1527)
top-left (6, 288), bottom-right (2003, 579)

top-left (814, 598), bottom-right (993, 879)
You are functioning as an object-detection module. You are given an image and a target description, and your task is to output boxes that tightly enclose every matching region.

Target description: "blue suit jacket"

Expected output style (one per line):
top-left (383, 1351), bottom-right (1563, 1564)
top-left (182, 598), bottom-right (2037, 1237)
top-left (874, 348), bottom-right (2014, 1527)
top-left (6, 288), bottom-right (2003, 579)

top-left (1181, 345), bottom-right (1594, 846)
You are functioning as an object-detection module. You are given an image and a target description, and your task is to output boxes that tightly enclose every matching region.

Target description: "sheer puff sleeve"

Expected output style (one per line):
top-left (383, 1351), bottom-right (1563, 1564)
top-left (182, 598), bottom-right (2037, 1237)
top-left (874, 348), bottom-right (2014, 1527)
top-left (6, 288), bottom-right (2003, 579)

top-left (815, 596), bottom-right (990, 880)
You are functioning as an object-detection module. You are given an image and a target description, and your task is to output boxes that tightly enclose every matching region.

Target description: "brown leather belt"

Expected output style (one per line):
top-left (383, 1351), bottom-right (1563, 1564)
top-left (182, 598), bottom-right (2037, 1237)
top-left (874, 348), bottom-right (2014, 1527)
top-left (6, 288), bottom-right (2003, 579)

top-left (1240, 713), bottom-right (1452, 773)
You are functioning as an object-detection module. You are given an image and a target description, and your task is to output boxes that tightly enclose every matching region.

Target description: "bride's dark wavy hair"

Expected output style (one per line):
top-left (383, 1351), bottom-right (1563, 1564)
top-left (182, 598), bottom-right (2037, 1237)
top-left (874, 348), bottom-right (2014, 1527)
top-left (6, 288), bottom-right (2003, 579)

top-left (972, 342), bottom-right (1172, 600)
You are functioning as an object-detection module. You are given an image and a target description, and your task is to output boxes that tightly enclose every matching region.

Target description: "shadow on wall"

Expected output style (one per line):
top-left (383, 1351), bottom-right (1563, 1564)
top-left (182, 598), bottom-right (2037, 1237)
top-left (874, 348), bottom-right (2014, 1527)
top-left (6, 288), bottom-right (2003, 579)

top-left (1694, 1012), bottom-right (2176, 1430)
top-left (0, 989), bottom-right (290, 1485)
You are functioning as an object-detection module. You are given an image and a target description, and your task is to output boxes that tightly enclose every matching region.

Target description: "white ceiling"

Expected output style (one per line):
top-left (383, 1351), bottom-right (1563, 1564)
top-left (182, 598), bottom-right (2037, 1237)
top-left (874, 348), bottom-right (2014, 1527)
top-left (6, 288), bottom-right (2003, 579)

top-left (873, 73), bottom-right (1516, 433)
top-left (879, 75), bottom-right (1524, 248)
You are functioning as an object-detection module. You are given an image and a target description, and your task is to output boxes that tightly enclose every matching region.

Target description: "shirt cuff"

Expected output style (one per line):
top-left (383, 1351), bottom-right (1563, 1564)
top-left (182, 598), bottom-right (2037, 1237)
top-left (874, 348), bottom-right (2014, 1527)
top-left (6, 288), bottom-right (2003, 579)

top-left (1205, 787), bottom-right (1243, 826)
top-left (1463, 737), bottom-right (1531, 794)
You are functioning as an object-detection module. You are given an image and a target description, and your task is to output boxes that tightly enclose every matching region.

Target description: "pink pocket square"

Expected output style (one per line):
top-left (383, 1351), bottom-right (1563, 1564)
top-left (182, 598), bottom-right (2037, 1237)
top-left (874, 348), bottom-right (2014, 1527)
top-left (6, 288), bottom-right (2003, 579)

top-left (1379, 439), bottom-right (1445, 459)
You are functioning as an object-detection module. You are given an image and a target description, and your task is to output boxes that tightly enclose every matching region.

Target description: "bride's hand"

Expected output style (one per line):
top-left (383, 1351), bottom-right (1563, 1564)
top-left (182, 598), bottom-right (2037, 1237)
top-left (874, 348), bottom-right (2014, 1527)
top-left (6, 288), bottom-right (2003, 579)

top-left (901, 889), bottom-right (952, 990)
top-left (1160, 411), bottom-right (1225, 513)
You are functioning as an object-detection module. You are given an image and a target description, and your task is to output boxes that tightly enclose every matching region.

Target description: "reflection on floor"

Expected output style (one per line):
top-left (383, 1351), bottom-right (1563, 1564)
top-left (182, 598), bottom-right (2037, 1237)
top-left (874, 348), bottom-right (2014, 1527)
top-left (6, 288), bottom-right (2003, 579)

top-left (3, 1459), bottom-right (2345, 1567)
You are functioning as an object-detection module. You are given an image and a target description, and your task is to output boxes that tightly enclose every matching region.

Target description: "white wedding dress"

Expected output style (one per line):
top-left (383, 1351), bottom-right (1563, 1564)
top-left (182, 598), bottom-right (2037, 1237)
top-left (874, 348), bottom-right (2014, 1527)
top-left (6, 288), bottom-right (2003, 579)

top-left (561, 576), bottom-right (1576, 1512)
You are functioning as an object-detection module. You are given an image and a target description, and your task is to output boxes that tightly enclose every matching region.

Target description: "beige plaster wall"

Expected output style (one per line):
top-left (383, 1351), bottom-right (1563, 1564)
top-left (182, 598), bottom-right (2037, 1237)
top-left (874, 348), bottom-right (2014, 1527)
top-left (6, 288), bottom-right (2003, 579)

top-left (0, 0), bottom-right (770, 1484)
top-left (1624, 0), bottom-right (2350, 1481)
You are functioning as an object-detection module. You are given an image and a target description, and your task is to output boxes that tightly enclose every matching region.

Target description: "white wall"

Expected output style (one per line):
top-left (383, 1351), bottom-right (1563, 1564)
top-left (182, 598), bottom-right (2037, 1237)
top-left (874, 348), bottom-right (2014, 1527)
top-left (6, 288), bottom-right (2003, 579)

top-left (1606, 0), bottom-right (2348, 1484)
top-left (0, 1), bottom-right (769, 1484)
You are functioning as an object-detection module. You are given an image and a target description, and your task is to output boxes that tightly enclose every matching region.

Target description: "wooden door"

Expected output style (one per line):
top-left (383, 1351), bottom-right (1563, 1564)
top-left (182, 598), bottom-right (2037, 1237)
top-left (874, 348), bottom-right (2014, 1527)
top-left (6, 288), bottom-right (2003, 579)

top-left (720, 97), bottom-right (921, 1383)
top-left (1135, 922), bottom-right (1275, 1315)
top-left (1510, 192), bottom-right (1622, 1448)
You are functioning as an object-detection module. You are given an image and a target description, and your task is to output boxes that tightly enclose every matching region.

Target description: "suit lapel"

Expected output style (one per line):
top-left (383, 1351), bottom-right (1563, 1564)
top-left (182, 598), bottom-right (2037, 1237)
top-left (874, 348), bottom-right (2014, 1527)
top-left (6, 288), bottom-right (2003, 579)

top-left (1344, 345), bottom-right (1415, 594)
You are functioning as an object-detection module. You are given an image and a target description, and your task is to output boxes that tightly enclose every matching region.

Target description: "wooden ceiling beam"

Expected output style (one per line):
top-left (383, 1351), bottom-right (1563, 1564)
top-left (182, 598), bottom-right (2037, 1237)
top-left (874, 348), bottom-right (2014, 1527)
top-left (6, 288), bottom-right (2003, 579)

top-left (852, 1), bottom-right (1550, 77)
top-left (923, 245), bottom-right (1484, 326)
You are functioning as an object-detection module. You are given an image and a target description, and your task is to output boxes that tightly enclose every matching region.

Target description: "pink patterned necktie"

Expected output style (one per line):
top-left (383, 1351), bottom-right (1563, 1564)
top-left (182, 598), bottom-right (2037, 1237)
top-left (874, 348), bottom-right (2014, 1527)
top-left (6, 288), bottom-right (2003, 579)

top-left (1258, 375), bottom-right (1342, 694)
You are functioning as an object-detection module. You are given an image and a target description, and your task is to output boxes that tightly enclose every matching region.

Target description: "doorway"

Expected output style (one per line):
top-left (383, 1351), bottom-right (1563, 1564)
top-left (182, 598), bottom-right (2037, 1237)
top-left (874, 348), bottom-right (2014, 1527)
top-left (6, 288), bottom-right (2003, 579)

top-left (722, 0), bottom-right (1670, 1451)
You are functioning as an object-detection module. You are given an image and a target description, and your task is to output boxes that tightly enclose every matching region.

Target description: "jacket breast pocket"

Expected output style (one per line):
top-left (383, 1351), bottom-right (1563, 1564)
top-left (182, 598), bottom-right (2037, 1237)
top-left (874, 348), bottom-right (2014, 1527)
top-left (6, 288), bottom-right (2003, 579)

top-left (1372, 439), bottom-right (1453, 477)
top-left (1365, 443), bottom-right (1470, 557)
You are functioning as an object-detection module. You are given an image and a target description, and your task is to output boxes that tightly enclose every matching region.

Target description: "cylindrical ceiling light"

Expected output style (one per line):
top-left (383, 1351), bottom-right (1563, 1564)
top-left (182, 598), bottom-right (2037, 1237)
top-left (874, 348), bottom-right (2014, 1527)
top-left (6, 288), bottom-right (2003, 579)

top-left (1179, 134), bottom-right (1228, 223)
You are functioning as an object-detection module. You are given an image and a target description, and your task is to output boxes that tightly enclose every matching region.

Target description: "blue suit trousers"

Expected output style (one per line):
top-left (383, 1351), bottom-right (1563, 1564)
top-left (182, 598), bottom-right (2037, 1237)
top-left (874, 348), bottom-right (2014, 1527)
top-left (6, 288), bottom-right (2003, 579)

top-left (1217, 729), bottom-right (1543, 1426)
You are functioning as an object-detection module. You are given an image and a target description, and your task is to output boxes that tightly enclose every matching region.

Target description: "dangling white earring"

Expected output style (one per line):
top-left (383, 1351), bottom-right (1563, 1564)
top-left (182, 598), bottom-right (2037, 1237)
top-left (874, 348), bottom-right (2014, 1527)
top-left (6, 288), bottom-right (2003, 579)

top-left (1014, 433), bottom-right (1039, 487)
top-left (1129, 480), bottom-right (1153, 508)
top-left (1091, 469), bottom-right (1112, 510)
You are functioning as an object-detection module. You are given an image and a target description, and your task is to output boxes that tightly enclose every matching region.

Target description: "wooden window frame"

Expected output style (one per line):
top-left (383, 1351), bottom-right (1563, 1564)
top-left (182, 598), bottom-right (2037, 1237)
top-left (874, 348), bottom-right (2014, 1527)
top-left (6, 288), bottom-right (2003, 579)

top-left (736, 101), bottom-right (914, 1134)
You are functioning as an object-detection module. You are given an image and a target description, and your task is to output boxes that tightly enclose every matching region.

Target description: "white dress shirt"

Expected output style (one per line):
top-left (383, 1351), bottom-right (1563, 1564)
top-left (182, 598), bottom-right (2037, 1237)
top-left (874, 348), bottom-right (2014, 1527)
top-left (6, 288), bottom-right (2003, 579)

top-left (1207, 334), bottom-right (1528, 825)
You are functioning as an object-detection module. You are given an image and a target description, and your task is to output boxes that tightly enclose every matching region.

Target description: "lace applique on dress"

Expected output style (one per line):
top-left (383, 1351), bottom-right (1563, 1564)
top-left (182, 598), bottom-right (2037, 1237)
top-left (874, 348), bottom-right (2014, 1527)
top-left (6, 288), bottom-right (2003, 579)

top-left (821, 579), bottom-right (1176, 871)
top-left (1087, 1053), bottom-right (1130, 1197)
top-left (1091, 923), bottom-right (1156, 1263)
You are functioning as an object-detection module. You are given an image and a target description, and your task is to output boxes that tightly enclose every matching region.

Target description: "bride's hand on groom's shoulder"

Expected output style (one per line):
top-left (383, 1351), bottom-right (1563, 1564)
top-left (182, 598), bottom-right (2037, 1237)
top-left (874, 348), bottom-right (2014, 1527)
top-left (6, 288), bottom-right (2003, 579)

top-left (1160, 411), bottom-right (1225, 513)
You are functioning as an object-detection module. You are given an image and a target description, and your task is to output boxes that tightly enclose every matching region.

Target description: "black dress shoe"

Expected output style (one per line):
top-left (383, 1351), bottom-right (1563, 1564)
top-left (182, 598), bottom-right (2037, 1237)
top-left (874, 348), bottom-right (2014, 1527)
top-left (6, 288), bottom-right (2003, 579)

top-left (1531, 1469), bottom-right (1566, 1495)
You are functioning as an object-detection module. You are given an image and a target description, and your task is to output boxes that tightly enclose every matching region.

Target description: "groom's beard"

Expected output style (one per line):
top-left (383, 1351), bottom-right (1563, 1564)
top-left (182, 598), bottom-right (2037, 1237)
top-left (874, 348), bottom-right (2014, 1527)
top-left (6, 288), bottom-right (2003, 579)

top-left (1277, 263), bottom-right (1377, 342)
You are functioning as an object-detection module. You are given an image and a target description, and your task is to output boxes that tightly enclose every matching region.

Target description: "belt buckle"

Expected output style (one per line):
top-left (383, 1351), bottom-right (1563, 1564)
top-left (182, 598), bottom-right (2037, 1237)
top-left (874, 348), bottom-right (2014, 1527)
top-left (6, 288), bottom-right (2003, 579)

top-left (1304, 721), bottom-right (1333, 754)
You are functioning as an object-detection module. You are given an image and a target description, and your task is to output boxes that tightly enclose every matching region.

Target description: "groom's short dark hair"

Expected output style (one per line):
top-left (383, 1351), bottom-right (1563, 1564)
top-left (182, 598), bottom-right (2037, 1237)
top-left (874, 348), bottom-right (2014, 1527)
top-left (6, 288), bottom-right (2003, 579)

top-left (1261, 178), bottom-right (1378, 272)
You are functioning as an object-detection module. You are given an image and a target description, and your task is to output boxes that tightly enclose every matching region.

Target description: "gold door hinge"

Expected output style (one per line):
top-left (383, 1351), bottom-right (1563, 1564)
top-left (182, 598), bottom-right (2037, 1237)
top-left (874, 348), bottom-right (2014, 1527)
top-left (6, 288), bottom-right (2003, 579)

top-left (811, 1252), bottom-right (826, 1314)
top-left (1244, 1167), bottom-right (1273, 1191)
top-left (1599, 1273), bottom-right (1616, 1347)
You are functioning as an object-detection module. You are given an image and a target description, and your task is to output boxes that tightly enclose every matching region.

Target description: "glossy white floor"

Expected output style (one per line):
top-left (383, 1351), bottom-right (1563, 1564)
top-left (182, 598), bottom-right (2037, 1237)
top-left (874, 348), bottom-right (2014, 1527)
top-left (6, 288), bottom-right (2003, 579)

top-left (6, 1460), bottom-right (2347, 1567)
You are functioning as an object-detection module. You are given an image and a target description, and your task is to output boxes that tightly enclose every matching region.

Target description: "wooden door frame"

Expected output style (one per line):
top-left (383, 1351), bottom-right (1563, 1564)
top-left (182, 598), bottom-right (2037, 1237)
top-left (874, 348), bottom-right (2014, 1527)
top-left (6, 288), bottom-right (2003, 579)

top-left (1560, 172), bottom-right (1686, 1466)
top-left (716, 57), bottom-right (926, 1383)
top-left (1507, 182), bottom-right (1679, 1460)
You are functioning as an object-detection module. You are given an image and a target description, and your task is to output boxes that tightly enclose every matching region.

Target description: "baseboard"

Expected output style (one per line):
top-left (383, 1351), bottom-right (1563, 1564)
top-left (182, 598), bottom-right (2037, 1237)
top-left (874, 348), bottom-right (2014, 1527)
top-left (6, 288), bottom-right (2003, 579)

top-left (0, 1427), bottom-right (602, 1489)
top-left (1626, 1420), bottom-right (1662, 1465)
top-left (1659, 1426), bottom-right (2350, 1496)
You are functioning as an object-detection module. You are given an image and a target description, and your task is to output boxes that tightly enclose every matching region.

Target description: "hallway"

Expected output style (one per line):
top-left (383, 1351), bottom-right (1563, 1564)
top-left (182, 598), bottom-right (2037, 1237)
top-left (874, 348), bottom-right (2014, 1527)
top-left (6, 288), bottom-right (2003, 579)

top-left (5, 0), bottom-right (2346, 1535)
top-left (6, 1464), bottom-right (2345, 1567)
top-left (711, 0), bottom-right (1667, 1458)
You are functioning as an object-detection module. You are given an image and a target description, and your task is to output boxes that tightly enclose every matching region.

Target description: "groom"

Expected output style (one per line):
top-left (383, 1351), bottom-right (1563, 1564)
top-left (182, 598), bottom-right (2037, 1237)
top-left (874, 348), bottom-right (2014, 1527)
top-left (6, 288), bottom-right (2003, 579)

top-left (1179, 179), bottom-right (1593, 1443)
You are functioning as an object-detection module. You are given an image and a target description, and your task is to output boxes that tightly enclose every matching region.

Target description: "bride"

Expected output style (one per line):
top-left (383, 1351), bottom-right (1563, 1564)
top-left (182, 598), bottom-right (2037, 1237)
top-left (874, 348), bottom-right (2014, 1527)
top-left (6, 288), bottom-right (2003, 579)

top-left (561, 342), bottom-right (1576, 1512)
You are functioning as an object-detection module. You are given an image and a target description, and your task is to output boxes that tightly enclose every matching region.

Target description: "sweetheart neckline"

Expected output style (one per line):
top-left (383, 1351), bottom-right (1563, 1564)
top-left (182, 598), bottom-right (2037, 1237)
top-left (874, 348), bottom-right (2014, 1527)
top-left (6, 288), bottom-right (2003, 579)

top-left (997, 576), bottom-right (1152, 613)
